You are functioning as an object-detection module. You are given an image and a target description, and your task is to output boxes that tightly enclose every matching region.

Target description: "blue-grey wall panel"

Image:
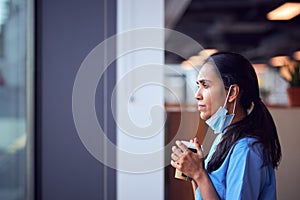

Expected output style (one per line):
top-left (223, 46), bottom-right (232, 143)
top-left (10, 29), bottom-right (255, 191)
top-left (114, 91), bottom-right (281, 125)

top-left (36, 0), bottom-right (116, 199)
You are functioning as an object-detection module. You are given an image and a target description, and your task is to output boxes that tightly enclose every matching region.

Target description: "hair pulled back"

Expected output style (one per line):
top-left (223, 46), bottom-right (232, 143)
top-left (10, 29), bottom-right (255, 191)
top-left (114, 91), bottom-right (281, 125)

top-left (206, 52), bottom-right (281, 172)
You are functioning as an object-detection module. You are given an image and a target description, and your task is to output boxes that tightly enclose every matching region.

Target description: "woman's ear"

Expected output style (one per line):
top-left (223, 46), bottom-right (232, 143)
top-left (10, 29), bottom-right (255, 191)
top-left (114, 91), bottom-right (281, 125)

top-left (228, 84), bottom-right (239, 103)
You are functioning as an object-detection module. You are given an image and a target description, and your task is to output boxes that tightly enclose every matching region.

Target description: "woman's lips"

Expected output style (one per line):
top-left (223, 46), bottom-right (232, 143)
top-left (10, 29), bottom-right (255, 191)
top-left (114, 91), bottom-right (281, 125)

top-left (198, 104), bottom-right (206, 111)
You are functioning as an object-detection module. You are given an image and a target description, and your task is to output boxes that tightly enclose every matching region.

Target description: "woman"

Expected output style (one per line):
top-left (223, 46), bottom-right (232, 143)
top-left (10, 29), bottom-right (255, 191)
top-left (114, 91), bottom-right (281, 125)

top-left (171, 52), bottom-right (281, 199)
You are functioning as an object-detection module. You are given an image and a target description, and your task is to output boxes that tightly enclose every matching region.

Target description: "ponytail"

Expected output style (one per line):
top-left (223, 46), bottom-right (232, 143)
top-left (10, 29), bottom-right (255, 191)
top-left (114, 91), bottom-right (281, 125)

top-left (207, 99), bottom-right (282, 172)
top-left (249, 99), bottom-right (281, 168)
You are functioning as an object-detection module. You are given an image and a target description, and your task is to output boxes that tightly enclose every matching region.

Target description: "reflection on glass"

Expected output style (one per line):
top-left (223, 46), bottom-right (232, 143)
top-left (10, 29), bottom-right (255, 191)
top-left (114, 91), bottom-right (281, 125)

top-left (0, 0), bottom-right (29, 199)
top-left (164, 64), bottom-right (198, 106)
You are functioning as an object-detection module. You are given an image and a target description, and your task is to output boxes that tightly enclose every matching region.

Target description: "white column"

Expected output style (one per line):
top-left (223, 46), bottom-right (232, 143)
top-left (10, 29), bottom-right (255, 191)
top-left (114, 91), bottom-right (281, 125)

top-left (117, 1), bottom-right (164, 200)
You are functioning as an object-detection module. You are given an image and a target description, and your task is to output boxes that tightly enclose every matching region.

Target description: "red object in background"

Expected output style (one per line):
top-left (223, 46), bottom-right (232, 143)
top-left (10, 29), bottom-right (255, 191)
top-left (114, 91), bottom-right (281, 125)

top-left (287, 86), bottom-right (300, 107)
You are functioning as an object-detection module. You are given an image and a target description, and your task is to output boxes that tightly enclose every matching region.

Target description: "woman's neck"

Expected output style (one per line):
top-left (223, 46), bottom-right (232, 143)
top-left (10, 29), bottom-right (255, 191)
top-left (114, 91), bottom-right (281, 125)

top-left (231, 105), bottom-right (246, 124)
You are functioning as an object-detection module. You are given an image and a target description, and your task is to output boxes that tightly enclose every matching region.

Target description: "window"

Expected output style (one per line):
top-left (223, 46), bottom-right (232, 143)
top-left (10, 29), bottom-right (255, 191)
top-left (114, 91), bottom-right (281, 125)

top-left (0, 0), bottom-right (34, 199)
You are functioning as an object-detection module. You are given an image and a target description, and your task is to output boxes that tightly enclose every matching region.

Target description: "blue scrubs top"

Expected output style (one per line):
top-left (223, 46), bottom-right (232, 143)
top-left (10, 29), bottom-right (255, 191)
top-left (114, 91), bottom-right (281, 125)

top-left (195, 136), bottom-right (276, 200)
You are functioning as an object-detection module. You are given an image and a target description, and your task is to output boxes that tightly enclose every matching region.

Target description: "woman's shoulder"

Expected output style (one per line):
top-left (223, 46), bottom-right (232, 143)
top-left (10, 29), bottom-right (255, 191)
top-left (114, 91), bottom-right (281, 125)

top-left (234, 137), bottom-right (260, 146)
top-left (230, 137), bottom-right (265, 159)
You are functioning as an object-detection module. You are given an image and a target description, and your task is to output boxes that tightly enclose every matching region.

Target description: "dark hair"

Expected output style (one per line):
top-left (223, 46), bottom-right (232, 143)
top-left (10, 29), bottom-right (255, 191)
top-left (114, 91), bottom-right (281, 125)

top-left (205, 52), bottom-right (281, 172)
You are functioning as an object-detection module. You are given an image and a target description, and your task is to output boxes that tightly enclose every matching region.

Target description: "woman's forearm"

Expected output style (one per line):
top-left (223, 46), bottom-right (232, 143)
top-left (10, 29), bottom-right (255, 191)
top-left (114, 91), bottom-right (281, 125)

top-left (193, 171), bottom-right (219, 200)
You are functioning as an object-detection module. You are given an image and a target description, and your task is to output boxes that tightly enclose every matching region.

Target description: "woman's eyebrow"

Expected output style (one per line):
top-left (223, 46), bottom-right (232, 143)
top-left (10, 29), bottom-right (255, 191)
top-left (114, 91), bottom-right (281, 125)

top-left (196, 79), bottom-right (211, 84)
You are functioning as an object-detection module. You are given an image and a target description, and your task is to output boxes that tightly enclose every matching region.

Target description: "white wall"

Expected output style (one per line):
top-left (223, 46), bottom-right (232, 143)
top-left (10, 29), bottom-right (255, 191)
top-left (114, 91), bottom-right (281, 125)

top-left (117, 1), bottom-right (164, 200)
top-left (270, 108), bottom-right (300, 200)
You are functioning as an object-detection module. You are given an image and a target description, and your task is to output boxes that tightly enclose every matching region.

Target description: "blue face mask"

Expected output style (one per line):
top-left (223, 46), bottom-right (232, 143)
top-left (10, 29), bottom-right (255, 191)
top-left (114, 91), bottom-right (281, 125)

top-left (205, 85), bottom-right (236, 134)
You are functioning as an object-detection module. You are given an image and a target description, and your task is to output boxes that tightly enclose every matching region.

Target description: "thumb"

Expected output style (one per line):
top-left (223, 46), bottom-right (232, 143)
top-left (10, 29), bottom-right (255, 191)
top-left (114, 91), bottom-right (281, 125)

top-left (193, 137), bottom-right (204, 158)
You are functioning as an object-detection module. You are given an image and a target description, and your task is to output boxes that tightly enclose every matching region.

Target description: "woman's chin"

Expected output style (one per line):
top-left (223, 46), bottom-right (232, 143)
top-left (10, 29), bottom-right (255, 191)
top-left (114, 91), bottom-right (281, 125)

top-left (199, 112), bottom-right (209, 121)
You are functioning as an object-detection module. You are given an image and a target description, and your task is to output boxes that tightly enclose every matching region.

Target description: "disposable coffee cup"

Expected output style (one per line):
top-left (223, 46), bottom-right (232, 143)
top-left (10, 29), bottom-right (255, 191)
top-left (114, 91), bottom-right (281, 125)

top-left (174, 141), bottom-right (197, 181)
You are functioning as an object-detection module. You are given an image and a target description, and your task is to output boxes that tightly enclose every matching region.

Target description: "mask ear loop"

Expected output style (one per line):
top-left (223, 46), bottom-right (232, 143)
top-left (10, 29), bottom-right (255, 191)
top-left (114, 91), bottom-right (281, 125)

top-left (223, 85), bottom-right (236, 114)
top-left (223, 85), bottom-right (234, 107)
top-left (232, 98), bottom-right (236, 114)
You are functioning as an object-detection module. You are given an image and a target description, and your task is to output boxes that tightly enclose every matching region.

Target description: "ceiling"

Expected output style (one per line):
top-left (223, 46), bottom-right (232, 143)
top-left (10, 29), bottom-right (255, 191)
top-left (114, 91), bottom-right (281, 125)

top-left (165, 0), bottom-right (300, 64)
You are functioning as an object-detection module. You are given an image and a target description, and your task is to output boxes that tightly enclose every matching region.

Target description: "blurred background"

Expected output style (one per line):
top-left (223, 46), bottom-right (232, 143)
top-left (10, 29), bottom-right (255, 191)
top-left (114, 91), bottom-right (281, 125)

top-left (165, 0), bottom-right (300, 107)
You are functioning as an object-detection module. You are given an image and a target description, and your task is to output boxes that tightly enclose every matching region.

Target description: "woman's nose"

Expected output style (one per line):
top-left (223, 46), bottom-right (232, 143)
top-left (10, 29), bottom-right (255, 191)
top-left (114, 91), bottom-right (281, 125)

top-left (195, 87), bottom-right (202, 100)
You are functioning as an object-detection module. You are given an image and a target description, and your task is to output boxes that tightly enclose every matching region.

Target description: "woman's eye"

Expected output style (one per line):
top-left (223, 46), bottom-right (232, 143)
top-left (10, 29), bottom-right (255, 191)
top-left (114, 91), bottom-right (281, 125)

top-left (202, 83), bottom-right (209, 88)
top-left (196, 81), bottom-right (209, 89)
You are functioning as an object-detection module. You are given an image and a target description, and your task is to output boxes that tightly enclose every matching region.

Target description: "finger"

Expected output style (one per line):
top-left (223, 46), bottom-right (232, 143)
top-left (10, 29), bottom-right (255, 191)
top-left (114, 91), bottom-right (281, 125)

top-left (193, 137), bottom-right (204, 158)
top-left (172, 146), bottom-right (183, 156)
top-left (176, 140), bottom-right (188, 153)
top-left (171, 160), bottom-right (175, 168)
top-left (171, 153), bottom-right (179, 161)
top-left (193, 137), bottom-right (201, 151)
top-left (171, 160), bottom-right (179, 169)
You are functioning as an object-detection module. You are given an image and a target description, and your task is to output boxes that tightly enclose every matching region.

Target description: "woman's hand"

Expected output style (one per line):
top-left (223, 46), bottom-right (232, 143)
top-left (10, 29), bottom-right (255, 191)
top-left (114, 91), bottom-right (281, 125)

top-left (170, 137), bottom-right (205, 180)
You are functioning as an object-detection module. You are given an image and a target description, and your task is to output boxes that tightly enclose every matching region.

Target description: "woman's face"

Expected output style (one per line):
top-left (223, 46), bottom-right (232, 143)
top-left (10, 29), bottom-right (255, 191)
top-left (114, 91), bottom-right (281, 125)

top-left (195, 63), bottom-right (226, 120)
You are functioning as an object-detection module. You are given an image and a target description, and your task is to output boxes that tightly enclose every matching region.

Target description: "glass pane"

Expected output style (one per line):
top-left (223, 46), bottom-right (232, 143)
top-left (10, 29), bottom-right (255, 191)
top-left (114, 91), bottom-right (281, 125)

top-left (0, 0), bottom-right (31, 199)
